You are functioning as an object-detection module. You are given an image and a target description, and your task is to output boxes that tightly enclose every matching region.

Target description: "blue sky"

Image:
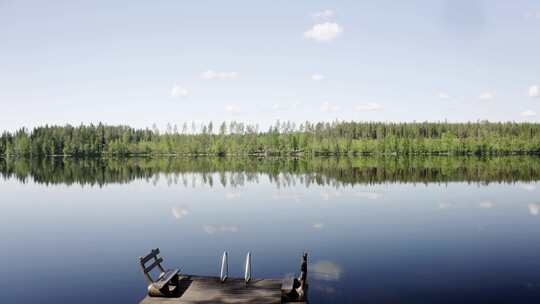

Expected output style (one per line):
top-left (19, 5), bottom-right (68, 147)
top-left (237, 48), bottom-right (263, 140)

top-left (1, 0), bottom-right (539, 131)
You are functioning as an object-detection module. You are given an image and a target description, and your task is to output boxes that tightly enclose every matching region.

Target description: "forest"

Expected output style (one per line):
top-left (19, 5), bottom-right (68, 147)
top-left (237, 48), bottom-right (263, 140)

top-left (1, 121), bottom-right (540, 157)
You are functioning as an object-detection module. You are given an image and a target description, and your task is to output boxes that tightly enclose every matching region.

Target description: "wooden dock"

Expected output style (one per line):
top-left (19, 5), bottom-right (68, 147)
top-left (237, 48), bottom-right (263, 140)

top-left (140, 275), bottom-right (294, 304)
top-left (138, 249), bottom-right (308, 304)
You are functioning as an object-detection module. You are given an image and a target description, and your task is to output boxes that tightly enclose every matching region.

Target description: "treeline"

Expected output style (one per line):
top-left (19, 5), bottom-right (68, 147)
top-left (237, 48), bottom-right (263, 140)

top-left (1, 121), bottom-right (540, 157)
top-left (2, 156), bottom-right (540, 187)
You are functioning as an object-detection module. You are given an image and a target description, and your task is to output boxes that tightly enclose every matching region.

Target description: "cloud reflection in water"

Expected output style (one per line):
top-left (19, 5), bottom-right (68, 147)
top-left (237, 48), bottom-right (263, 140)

top-left (313, 223), bottom-right (325, 229)
top-left (314, 285), bottom-right (337, 294)
top-left (225, 192), bottom-right (241, 199)
top-left (312, 260), bottom-right (343, 281)
top-left (520, 184), bottom-right (537, 192)
top-left (203, 225), bottom-right (239, 234)
top-left (320, 191), bottom-right (342, 201)
top-left (355, 191), bottom-right (383, 200)
top-left (171, 207), bottom-right (190, 220)
top-left (439, 202), bottom-right (452, 209)
top-left (272, 192), bottom-right (303, 202)
top-left (479, 201), bottom-right (494, 209)
top-left (529, 203), bottom-right (539, 216)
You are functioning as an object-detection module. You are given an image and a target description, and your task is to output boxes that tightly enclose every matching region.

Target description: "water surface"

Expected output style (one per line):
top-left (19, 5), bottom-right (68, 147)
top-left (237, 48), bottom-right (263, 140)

top-left (1, 157), bottom-right (540, 303)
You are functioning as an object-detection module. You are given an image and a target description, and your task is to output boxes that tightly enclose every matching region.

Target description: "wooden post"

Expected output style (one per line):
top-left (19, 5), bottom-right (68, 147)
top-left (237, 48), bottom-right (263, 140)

top-left (220, 251), bottom-right (228, 282)
top-left (244, 252), bottom-right (252, 284)
top-left (298, 252), bottom-right (308, 300)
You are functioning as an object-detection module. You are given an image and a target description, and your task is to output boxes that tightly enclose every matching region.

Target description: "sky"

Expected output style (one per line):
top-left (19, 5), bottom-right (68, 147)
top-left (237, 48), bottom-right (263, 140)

top-left (1, 0), bottom-right (539, 131)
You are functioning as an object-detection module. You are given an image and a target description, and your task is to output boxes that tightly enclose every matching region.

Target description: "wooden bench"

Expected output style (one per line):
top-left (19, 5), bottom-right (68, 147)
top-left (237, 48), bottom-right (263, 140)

top-left (139, 248), bottom-right (180, 297)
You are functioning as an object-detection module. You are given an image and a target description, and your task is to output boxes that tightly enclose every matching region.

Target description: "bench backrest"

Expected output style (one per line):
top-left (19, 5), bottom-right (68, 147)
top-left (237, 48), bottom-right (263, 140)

top-left (139, 248), bottom-right (166, 283)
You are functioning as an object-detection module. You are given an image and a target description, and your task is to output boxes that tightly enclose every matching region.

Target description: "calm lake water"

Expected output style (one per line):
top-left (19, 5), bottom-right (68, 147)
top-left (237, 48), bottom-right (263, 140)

top-left (1, 157), bottom-right (540, 303)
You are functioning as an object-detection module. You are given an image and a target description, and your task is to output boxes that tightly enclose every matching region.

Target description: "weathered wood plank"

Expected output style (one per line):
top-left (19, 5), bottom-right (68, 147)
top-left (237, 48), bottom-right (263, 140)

top-left (141, 249), bottom-right (160, 264)
top-left (140, 275), bottom-right (283, 304)
top-left (144, 257), bottom-right (164, 273)
top-left (154, 269), bottom-right (179, 290)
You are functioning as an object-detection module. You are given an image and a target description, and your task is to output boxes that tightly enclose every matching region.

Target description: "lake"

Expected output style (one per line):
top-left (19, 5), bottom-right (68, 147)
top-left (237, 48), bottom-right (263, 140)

top-left (1, 157), bottom-right (540, 303)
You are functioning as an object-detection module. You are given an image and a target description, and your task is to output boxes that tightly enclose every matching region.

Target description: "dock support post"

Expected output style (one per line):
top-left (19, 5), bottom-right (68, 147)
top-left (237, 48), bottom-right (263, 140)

top-left (244, 252), bottom-right (252, 284)
top-left (298, 252), bottom-right (308, 299)
top-left (220, 251), bottom-right (228, 282)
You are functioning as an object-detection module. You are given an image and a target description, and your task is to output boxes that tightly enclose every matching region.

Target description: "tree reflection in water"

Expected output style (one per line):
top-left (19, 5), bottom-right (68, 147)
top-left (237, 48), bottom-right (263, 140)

top-left (1, 156), bottom-right (540, 187)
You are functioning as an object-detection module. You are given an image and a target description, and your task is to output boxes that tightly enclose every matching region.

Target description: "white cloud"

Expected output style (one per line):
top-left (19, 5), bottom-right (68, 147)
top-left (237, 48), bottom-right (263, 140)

top-left (529, 85), bottom-right (539, 97)
top-left (304, 22), bottom-right (343, 43)
top-left (354, 103), bottom-right (383, 112)
top-left (320, 102), bottom-right (340, 113)
top-left (312, 260), bottom-right (343, 281)
top-left (171, 207), bottom-right (189, 219)
top-left (272, 104), bottom-right (284, 110)
top-left (355, 191), bottom-right (383, 200)
top-left (529, 203), bottom-right (539, 216)
top-left (479, 92), bottom-right (494, 100)
top-left (311, 74), bottom-right (325, 81)
top-left (224, 104), bottom-right (241, 115)
top-left (438, 92), bottom-right (450, 99)
top-left (479, 201), bottom-right (494, 208)
top-left (521, 110), bottom-right (537, 117)
top-left (272, 101), bottom-right (301, 111)
top-left (313, 223), bottom-right (325, 229)
top-left (203, 225), bottom-right (239, 235)
top-left (312, 9), bottom-right (335, 19)
top-left (171, 85), bottom-right (190, 98)
top-left (201, 70), bottom-right (238, 81)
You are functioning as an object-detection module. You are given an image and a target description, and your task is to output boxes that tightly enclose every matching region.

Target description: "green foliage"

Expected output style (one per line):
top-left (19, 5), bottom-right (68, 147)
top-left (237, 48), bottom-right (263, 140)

top-left (1, 121), bottom-right (540, 157)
